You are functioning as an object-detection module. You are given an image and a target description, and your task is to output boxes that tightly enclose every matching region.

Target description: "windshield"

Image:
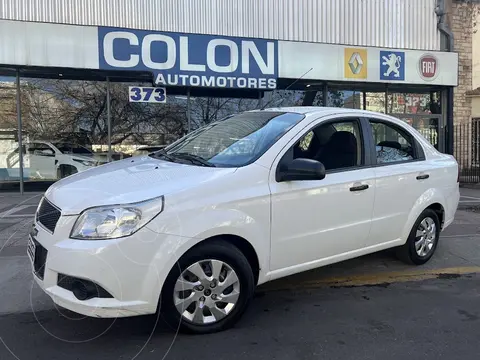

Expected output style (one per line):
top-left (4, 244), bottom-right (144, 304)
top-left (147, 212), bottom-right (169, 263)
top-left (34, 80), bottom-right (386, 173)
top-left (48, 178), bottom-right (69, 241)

top-left (53, 143), bottom-right (93, 155)
top-left (154, 111), bottom-right (304, 167)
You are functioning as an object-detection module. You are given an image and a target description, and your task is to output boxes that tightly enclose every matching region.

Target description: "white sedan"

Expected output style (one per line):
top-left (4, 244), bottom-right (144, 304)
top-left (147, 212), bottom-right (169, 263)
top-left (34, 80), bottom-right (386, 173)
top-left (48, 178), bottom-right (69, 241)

top-left (29, 107), bottom-right (459, 334)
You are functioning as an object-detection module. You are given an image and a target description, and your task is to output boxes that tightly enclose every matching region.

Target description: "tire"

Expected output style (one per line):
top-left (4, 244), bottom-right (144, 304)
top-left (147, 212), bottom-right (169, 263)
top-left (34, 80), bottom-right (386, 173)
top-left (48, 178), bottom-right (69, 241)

top-left (396, 209), bottom-right (440, 265)
top-left (160, 240), bottom-right (255, 334)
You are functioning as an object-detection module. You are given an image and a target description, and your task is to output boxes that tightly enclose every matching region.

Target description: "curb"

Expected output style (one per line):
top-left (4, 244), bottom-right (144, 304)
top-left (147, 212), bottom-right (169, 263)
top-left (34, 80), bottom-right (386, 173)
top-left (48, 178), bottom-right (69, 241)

top-left (260, 267), bottom-right (480, 292)
top-left (458, 204), bottom-right (480, 211)
top-left (460, 184), bottom-right (480, 189)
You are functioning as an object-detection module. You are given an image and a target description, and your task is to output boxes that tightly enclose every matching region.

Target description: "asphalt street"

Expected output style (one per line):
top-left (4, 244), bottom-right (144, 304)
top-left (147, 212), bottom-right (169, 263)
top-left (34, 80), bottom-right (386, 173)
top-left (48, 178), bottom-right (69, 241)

top-left (0, 276), bottom-right (480, 360)
top-left (1, 189), bottom-right (480, 359)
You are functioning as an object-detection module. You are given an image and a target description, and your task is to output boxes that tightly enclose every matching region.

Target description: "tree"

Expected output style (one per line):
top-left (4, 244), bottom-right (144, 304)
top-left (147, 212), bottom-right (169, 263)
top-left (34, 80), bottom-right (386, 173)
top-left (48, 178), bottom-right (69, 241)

top-left (0, 79), bottom-right (188, 146)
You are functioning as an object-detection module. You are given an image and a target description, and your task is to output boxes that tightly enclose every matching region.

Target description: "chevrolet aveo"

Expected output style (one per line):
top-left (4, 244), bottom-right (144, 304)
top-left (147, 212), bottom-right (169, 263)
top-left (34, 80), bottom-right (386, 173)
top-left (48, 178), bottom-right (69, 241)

top-left (29, 107), bottom-right (460, 334)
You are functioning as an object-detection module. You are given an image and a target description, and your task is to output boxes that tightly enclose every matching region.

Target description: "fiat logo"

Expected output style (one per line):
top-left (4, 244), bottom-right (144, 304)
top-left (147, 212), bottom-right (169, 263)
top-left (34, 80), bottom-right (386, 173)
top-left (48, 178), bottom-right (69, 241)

top-left (419, 54), bottom-right (438, 81)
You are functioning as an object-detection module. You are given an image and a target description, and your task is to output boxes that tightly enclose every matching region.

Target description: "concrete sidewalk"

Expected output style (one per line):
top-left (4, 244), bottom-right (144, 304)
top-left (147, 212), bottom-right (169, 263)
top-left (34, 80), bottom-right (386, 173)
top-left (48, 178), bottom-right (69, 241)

top-left (459, 186), bottom-right (480, 210)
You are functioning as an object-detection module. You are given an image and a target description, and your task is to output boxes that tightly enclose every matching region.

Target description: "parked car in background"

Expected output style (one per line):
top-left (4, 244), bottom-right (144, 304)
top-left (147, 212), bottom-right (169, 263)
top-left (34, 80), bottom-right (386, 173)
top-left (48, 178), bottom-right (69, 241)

top-left (30, 107), bottom-right (459, 334)
top-left (5, 141), bottom-right (102, 180)
top-left (133, 145), bottom-right (167, 156)
top-left (92, 150), bottom-right (131, 163)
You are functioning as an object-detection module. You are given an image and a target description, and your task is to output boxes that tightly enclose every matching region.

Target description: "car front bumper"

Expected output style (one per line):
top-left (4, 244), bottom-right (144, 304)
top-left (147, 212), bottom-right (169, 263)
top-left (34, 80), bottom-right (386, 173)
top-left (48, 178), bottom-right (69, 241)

top-left (29, 215), bottom-right (188, 318)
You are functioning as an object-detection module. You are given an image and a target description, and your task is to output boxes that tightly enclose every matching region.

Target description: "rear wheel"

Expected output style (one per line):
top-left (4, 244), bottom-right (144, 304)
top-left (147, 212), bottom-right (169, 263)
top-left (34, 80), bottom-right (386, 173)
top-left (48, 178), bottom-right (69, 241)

top-left (160, 240), bottom-right (255, 334)
top-left (396, 209), bottom-right (440, 265)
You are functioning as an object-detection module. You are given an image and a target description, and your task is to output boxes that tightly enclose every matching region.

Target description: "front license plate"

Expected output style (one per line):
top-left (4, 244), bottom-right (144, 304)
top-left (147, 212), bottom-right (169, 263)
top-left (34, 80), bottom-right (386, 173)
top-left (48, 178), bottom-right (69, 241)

top-left (27, 235), bottom-right (36, 265)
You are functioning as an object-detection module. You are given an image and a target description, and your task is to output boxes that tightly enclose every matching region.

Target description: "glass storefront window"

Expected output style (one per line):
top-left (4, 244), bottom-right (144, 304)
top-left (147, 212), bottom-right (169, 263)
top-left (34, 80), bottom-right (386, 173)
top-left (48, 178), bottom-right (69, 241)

top-left (387, 92), bottom-right (441, 114)
top-left (0, 75), bottom-right (446, 190)
top-left (365, 92), bottom-right (386, 113)
top-left (385, 91), bottom-right (441, 149)
top-left (261, 90), bottom-right (305, 108)
top-left (0, 77), bottom-right (23, 185)
top-left (341, 91), bottom-right (361, 109)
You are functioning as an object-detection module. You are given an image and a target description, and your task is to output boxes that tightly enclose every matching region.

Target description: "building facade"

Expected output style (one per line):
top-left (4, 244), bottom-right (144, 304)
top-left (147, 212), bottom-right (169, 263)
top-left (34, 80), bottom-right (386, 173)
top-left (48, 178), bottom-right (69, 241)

top-left (0, 0), bottom-right (465, 188)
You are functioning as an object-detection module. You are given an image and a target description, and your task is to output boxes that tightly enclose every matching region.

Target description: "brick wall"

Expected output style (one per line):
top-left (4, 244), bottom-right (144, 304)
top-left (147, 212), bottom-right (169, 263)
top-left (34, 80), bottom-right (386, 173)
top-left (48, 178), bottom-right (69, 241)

top-left (449, 1), bottom-right (477, 167)
top-left (450, 1), bottom-right (474, 125)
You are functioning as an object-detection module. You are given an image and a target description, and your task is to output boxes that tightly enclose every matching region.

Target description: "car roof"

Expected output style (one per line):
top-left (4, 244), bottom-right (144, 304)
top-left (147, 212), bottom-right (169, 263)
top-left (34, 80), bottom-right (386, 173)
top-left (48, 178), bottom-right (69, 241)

top-left (253, 106), bottom-right (387, 117)
top-left (251, 106), bottom-right (419, 129)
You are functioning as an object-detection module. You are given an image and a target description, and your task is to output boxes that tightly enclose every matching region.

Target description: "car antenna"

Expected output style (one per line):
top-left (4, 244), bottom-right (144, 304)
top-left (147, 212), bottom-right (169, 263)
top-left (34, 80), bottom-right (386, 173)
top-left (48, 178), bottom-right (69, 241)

top-left (260, 67), bottom-right (314, 110)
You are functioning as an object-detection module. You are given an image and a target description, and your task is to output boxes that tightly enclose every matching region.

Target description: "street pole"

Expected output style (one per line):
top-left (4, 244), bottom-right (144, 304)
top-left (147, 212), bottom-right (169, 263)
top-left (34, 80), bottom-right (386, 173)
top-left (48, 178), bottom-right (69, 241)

top-left (16, 70), bottom-right (24, 195)
top-left (106, 77), bottom-right (112, 162)
top-left (322, 83), bottom-right (328, 106)
top-left (187, 88), bottom-right (191, 133)
top-left (384, 86), bottom-right (389, 114)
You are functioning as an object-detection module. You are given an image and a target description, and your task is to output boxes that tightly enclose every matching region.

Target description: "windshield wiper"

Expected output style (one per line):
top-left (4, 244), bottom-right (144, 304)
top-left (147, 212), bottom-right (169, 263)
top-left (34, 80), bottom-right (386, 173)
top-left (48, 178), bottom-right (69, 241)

top-left (151, 150), bottom-right (176, 162)
top-left (171, 153), bottom-right (216, 167)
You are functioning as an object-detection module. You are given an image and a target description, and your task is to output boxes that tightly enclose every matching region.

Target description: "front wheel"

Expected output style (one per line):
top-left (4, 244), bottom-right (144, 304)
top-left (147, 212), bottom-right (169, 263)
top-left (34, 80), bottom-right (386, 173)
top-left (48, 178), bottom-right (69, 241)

top-left (160, 240), bottom-right (255, 334)
top-left (396, 209), bottom-right (440, 265)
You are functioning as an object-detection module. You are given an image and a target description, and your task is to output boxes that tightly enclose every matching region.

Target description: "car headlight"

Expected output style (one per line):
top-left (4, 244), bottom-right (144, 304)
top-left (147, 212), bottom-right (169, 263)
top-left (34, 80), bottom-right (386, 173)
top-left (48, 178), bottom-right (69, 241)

top-left (70, 196), bottom-right (164, 240)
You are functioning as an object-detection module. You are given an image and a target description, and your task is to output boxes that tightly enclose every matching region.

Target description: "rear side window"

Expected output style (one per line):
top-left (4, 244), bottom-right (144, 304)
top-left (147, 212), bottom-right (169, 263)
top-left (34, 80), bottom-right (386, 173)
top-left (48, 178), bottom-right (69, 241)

top-left (369, 119), bottom-right (418, 165)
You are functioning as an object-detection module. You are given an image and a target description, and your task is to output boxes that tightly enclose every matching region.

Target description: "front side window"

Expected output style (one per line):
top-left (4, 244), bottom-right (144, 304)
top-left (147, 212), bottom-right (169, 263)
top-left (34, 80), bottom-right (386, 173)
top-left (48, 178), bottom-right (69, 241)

top-left (54, 143), bottom-right (93, 155)
top-left (154, 111), bottom-right (304, 167)
top-left (292, 119), bottom-right (364, 171)
top-left (369, 120), bottom-right (416, 164)
top-left (28, 143), bottom-right (55, 156)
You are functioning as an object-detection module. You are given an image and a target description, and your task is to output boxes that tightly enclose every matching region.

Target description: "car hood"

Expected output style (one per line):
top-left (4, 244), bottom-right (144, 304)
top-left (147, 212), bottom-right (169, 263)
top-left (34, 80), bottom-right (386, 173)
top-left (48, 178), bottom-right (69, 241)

top-left (45, 156), bottom-right (237, 215)
top-left (68, 154), bottom-right (97, 162)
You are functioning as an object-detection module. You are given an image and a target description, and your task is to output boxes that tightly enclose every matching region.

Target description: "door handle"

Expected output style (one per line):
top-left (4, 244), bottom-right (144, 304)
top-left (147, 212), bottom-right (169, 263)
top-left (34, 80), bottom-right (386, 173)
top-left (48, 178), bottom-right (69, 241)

top-left (416, 174), bottom-right (429, 180)
top-left (350, 184), bottom-right (369, 192)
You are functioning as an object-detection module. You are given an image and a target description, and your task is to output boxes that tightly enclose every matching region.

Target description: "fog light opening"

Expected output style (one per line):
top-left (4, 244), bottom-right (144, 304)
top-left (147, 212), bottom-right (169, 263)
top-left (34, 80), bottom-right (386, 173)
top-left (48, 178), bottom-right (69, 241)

top-left (58, 274), bottom-right (114, 300)
top-left (72, 280), bottom-right (98, 301)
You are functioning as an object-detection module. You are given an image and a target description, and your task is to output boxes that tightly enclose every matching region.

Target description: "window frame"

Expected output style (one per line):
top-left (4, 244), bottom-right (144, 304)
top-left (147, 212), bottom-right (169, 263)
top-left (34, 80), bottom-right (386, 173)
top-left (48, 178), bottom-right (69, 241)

top-left (275, 116), bottom-right (372, 182)
top-left (28, 142), bottom-right (56, 157)
top-left (362, 117), bottom-right (426, 167)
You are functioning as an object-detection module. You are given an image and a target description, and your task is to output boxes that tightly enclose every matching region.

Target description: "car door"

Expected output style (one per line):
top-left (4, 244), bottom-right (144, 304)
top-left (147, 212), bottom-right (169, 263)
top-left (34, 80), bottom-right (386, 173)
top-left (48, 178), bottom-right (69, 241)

top-left (269, 116), bottom-right (376, 272)
top-left (365, 117), bottom-right (431, 247)
top-left (28, 143), bottom-right (57, 179)
top-left (5, 145), bottom-right (28, 180)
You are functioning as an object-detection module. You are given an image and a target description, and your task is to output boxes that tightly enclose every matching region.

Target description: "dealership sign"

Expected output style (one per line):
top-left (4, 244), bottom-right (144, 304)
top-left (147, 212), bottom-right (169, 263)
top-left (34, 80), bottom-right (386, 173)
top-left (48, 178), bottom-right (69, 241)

top-left (99, 27), bottom-right (278, 89)
top-left (0, 20), bottom-right (459, 88)
top-left (129, 86), bottom-right (166, 103)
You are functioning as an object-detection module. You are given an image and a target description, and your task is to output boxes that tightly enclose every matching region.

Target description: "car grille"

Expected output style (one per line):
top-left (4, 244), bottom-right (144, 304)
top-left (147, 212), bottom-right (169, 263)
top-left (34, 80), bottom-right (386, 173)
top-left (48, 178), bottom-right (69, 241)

top-left (36, 198), bottom-right (61, 233)
top-left (33, 239), bottom-right (48, 280)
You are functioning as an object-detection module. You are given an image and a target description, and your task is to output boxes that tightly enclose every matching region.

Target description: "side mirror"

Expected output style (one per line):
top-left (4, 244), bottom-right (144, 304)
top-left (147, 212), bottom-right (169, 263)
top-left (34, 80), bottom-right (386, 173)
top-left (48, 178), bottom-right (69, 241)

top-left (278, 158), bottom-right (326, 182)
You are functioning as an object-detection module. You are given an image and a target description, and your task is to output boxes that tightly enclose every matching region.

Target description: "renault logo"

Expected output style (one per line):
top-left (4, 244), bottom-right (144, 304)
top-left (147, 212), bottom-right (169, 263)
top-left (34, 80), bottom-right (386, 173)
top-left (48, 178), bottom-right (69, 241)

top-left (348, 52), bottom-right (364, 74)
top-left (344, 48), bottom-right (368, 79)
